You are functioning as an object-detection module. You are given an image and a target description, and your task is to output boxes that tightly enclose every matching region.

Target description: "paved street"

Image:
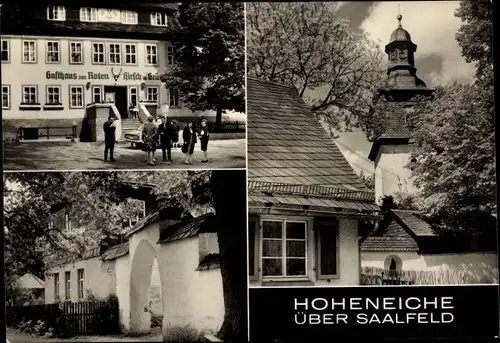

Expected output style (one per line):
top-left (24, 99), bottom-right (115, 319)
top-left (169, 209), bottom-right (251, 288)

top-left (3, 139), bottom-right (246, 171)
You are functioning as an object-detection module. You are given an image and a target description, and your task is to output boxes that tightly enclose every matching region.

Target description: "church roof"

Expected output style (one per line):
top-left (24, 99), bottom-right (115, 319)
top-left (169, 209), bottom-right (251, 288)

top-left (390, 27), bottom-right (412, 43)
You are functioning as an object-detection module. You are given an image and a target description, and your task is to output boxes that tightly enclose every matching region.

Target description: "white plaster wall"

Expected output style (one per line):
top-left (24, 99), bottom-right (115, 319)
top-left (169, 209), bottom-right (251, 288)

top-left (158, 236), bottom-right (224, 334)
top-left (361, 251), bottom-right (499, 283)
top-left (374, 144), bottom-right (417, 203)
top-left (115, 255), bottom-right (131, 331)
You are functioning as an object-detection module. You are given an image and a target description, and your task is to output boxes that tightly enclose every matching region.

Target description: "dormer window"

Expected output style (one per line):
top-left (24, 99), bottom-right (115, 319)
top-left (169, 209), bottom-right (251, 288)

top-left (121, 10), bottom-right (138, 25)
top-left (47, 6), bottom-right (66, 21)
top-left (150, 12), bottom-right (168, 27)
top-left (80, 7), bottom-right (98, 22)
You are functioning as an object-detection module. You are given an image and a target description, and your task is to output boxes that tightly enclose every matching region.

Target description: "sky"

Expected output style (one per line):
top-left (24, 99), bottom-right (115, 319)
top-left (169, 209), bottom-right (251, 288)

top-left (333, 1), bottom-right (476, 177)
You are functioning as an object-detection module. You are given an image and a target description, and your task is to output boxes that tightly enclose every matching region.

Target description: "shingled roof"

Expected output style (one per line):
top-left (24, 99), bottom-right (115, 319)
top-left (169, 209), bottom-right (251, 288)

top-left (158, 212), bottom-right (216, 244)
top-left (247, 77), bottom-right (379, 213)
top-left (361, 209), bottom-right (436, 252)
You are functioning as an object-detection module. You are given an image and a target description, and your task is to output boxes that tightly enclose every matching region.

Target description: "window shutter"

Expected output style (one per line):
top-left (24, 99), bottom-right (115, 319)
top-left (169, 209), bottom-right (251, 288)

top-left (248, 217), bottom-right (259, 281)
top-left (315, 217), bottom-right (339, 280)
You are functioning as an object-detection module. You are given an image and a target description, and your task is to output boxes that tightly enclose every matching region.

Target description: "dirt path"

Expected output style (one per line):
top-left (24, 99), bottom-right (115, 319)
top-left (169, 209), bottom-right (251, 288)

top-left (6, 328), bottom-right (163, 342)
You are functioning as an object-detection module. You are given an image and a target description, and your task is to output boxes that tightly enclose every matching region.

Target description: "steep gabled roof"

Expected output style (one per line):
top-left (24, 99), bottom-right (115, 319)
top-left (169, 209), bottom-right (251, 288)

top-left (17, 273), bottom-right (45, 289)
top-left (247, 77), bottom-right (379, 214)
top-left (158, 212), bottom-right (216, 243)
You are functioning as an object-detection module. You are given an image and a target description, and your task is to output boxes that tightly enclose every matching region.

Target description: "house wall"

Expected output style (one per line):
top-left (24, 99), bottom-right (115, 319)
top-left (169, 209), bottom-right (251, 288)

top-left (361, 251), bottom-right (499, 284)
top-left (249, 216), bottom-right (360, 287)
top-left (374, 144), bottom-right (417, 203)
top-left (124, 220), bottom-right (224, 337)
top-left (115, 254), bottom-right (131, 330)
top-left (45, 256), bottom-right (116, 303)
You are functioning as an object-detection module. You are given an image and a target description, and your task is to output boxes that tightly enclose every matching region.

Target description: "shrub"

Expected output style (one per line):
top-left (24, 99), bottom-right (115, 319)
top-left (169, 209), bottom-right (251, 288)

top-left (17, 319), bottom-right (55, 338)
top-left (163, 324), bottom-right (209, 342)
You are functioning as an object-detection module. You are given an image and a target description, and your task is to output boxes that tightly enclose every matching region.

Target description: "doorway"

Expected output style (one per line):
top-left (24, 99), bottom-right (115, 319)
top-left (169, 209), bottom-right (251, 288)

top-left (104, 86), bottom-right (128, 119)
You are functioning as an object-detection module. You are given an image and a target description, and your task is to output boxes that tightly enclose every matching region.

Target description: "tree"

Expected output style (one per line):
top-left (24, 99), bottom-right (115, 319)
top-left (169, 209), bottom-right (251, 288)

top-left (246, 2), bottom-right (385, 131)
top-left (455, 0), bottom-right (493, 84)
top-left (407, 82), bottom-right (495, 232)
top-left (358, 170), bottom-right (375, 192)
top-left (163, 3), bottom-right (245, 130)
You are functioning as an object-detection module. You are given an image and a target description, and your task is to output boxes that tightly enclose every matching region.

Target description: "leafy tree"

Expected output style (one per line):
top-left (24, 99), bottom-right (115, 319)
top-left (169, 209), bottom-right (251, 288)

top-left (358, 170), bottom-right (375, 192)
top-left (246, 2), bottom-right (385, 131)
top-left (407, 82), bottom-right (495, 232)
top-left (162, 3), bottom-right (245, 130)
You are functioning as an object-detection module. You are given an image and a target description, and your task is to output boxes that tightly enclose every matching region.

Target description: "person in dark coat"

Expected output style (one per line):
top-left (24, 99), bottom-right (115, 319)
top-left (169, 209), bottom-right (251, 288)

top-left (142, 116), bottom-right (158, 165)
top-left (157, 116), bottom-right (174, 162)
top-left (182, 121), bottom-right (197, 165)
top-left (103, 117), bottom-right (116, 162)
top-left (199, 119), bottom-right (210, 163)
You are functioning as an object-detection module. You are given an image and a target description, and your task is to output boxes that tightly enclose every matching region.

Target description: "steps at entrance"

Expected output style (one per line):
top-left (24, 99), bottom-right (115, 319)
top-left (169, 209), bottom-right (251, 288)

top-left (121, 119), bottom-right (142, 132)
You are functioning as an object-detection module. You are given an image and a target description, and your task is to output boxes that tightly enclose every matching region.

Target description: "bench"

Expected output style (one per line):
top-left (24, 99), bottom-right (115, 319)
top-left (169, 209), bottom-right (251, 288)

top-left (16, 125), bottom-right (77, 142)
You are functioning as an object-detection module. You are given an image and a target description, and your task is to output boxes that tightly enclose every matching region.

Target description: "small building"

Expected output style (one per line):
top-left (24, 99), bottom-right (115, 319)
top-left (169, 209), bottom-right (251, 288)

top-left (14, 273), bottom-right (45, 306)
top-left (246, 77), bottom-right (380, 287)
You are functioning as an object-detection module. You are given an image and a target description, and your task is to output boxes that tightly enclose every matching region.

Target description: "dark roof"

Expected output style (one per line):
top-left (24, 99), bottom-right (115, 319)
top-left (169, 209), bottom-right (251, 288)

top-left (100, 242), bottom-right (129, 261)
top-left (126, 204), bottom-right (185, 237)
top-left (47, 246), bottom-right (101, 269)
top-left (361, 209), bottom-right (436, 252)
top-left (158, 212), bottom-right (216, 243)
top-left (196, 253), bottom-right (220, 271)
top-left (247, 78), bottom-right (368, 191)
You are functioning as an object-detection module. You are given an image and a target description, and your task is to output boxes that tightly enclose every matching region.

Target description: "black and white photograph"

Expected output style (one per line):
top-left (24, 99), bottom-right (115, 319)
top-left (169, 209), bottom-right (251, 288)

top-left (4, 170), bottom-right (247, 342)
top-left (246, 1), bottom-right (497, 288)
top-left (1, 2), bottom-right (245, 170)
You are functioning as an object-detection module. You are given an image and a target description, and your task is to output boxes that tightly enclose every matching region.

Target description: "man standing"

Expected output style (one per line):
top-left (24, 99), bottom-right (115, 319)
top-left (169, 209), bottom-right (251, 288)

top-left (157, 115), bottom-right (174, 162)
top-left (103, 117), bottom-right (116, 162)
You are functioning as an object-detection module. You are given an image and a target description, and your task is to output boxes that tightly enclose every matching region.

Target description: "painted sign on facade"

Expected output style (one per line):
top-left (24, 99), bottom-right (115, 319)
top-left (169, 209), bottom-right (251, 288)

top-left (45, 69), bottom-right (163, 82)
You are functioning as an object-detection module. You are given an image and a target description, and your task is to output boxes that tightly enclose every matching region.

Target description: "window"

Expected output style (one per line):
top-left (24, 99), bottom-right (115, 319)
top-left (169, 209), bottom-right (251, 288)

top-left (261, 220), bottom-right (307, 278)
top-left (145, 44), bottom-right (158, 65)
top-left (108, 43), bottom-right (121, 64)
top-left (150, 12), bottom-right (167, 26)
top-left (22, 86), bottom-right (38, 104)
top-left (47, 6), bottom-right (65, 21)
top-left (2, 85), bottom-right (10, 109)
top-left (248, 218), bottom-right (258, 280)
top-left (46, 41), bottom-right (60, 63)
top-left (129, 87), bottom-right (138, 106)
top-left (80, 7), bottom-right (97, 22)
top-left (121, 10), bottom-right (138, 24)
top-left (77, 269), bottom-right (84, 300)
top-left (169, 88), bottom-right (179, 107)
top-left (46, 86), bottom-right (61, 105)
top-left (1, 40), bottom-right (9, 62)
top-left (69, 86), bottom-right (84, 108)
top-left (65, 214), bottom-right (72, 230)
top-left (124, 44), bottom-right (137, 65)
top-left (167, 46), bottom-right (175, 65)
top-left (22, 40), bottom-right (37, 63)
top-left (54, 273), bottom-right (60, 301)
top-left (69, 42), bottom-right (83, 64)
top-left (92, 86), bottom-right (102, 103)
top-left (92, 42), bottom-right (105, 64)
top-left (147, 87), bottom-right (158, 103)
top-left (64, 271), bottom-right (71, 300)
top-left (315, 218), bottom-right (339, 279)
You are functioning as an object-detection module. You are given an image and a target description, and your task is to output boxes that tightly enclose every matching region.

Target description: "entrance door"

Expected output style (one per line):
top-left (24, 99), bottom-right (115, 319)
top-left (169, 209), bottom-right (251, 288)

top-left (104, 86), bottom-right (128, 119)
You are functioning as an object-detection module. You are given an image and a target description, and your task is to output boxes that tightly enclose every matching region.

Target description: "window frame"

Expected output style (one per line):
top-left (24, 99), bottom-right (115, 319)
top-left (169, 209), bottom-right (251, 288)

top-left (1, 39), bottom-right (10, 63)
top-left (145, 43), bottom-right (158, 66)
top-left (47, 5), bottom-right (66, 21)
top-left (69, 85), bottom-right (85, 109)
top-left (92, 85), bottom-right (103, 103)
top-left (108, 43), bottom-right (121, 65)
top-left (91, 42), bottom-right (105, 65)
top-left (45, 85), bottom-right (62, 105)
top-left (128, 86), bottom-right (138, 106)
top-left (54, 273), bottom-right (60, 301)
top-left (46, 40), bottom-right (61, 64)
top-left (64, 271), bottom-right (71, 301)
top-left (167, 45), bottom-right (175, 65)
top-left (77, 268), bottom-right (85, 300)
top-left (146, 86), bottom-right (159, 104)
top-left (79, 7), bottom-right (98, 22)
top-left (168, 88), bottom-right (180, 108)
top-left (22, 40), bottom-right (37, 64)
top-left (2, 85), bottom-right (10, 110)
top-left (315, 218), bottom-right (340, 280)
top-left (69, 41), bottom-right (84, 64)
top-left (124, 43), bottom-right (138, 66)
top-left (121, 10), bottom-right (138, 25)
top-left (22, 85), bottom-right (39, 105)
top-left (259, 216), bottom-right (309, 280)
top-left (150, 12), bottom-right (168, 26)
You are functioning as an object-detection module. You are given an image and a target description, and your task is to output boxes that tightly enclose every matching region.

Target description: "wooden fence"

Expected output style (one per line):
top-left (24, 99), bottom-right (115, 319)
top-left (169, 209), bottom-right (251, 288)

top-left (6, 300), bottom-right (119, 336)
top-left (360, 267), bottom-right (469, 285)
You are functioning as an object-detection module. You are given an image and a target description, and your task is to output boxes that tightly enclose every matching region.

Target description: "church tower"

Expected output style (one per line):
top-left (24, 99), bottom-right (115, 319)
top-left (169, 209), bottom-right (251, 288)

top-left (368, 13), bottom-right (434, 203)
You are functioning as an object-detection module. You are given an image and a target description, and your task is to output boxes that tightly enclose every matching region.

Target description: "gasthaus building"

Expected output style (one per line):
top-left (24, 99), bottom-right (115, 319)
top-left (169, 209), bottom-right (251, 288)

top-left (0, 3), bottom-right (214, 141)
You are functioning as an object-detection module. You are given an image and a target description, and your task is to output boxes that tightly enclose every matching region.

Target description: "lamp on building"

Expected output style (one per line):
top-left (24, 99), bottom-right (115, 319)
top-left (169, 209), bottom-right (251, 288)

top-left (140, 82), bottom-right (146, 90)
top-left (86, 82), bottom-right (91, 90)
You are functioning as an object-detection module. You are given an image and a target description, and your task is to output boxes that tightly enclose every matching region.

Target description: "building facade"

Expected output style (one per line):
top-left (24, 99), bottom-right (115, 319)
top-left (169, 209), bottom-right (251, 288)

top-left (1, 3), bottom-right (238, 141)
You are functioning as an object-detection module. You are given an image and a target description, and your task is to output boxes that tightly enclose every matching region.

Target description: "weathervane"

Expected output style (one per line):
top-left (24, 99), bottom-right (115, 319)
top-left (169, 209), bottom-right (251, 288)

top-left (397, 4), bottom-right (402, 27)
